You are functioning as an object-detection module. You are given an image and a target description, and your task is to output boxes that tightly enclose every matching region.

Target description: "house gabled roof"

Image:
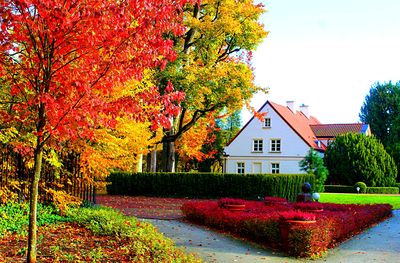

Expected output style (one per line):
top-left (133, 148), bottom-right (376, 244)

top-left (268, 101), bottom-right (324, 151)
top-left (226, 100), bottom-right (370, 152)
top-left (310, 123), bottom-right (369, 138)
top-left (226, 100), bottom-right (325, 151)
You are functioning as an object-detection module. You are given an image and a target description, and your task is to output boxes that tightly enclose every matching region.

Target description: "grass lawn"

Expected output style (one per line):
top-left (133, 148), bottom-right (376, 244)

top-left (319, 193), bottom-right (400, 209)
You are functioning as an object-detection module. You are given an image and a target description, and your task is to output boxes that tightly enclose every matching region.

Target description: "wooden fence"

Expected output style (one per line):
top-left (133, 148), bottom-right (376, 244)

top-left (0, 145), bottom-right (95, 204)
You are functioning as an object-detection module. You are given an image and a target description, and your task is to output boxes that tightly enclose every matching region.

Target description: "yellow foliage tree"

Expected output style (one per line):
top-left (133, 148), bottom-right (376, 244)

top-left (158, 0), bottom-right (268, 171)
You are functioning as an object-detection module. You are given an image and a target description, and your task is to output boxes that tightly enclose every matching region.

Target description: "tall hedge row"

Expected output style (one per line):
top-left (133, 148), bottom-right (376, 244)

top-left (106, 172), bottom-right (315, 201)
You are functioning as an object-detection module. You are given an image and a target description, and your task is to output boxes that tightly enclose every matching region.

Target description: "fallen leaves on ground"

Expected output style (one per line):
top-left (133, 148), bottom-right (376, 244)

top-left (96, 195), bottom-right (210, 219)
top-left (0, 223), bottom-right (135, 262)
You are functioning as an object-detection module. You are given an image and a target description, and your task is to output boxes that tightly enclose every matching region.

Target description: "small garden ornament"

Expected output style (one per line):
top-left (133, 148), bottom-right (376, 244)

top-left (296, 182), bottom-right (313, 202)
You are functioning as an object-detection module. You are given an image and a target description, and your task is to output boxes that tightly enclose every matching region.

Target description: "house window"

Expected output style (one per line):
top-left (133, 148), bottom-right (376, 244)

top-left (270, 139), bottom-right (281, 152)
top-left (271, 163), bottom-right (280, 174)
top-left (253, 139), bottom-right (263, 152)
top-left (237, 162), bottom-right (245, 174)
top-left (263, 118), bottom-right (271, 128)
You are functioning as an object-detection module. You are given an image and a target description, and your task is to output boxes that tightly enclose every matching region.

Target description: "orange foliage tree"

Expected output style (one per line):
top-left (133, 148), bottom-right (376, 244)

top-left (175, 113), bottom-right (218, 171)
top-left (0, 0), bottom-right (190, 261)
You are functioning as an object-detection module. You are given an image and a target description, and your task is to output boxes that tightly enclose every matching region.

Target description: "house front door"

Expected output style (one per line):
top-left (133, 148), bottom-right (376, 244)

top-left (252, 162), bottom-right (262, 174)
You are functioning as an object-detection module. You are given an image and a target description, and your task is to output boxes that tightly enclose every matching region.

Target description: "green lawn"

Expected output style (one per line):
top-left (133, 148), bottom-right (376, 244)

top-left (319, 193), bottom-right (400, 209)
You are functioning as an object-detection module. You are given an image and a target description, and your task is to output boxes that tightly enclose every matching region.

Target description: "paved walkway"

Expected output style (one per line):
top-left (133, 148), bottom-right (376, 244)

top-left (144, 210), bottom-right (400, 263)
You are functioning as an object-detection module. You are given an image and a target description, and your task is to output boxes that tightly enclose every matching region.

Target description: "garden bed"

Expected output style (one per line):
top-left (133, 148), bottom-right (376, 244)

top-left (181, 199), bottom-right (392, 258)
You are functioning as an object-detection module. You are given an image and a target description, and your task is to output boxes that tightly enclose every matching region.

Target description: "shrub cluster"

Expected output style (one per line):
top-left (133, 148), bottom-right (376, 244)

top-left (354, 182), bottom-right (367, 193)
top-left (324, 133), bottom-right (397, 187)
top-left (366, 187), bottom-right (399, 194)
top-left (264, 196), bottom-right (288, 204)
top-left (324, 185), bottom-right (399, 194)
top-left (217, 198), bottom-right (245, 208)
top-left (66, 206), bottom-right (201, 263)
top-left (0, 202), bottom-right (65, 237)
top-left (0, 202), bottom-right (200, 262)
top-left (107, 172), bottom-right (315, 201)
top-left (181, 200), bottom-right (392, 258)
top-left (293, 202), bottom-right (323, 211)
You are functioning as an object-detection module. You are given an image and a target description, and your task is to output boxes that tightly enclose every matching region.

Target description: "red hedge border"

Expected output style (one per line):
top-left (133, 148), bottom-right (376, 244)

top-left (181, 199), bottom-right (392, 258)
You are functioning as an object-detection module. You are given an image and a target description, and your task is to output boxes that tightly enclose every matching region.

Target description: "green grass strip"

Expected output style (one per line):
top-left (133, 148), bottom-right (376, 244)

top-left (320, 193), bottom-right (400, 209)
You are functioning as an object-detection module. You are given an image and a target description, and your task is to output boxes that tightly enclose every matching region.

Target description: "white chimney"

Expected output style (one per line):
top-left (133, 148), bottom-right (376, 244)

top-left (300, 104), bottom-right (309, 119)
top-left (286, 101), bottom-right (295, 112)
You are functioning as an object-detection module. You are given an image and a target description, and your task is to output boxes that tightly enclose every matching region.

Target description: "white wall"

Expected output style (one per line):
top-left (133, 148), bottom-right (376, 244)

top-left (224, 102), bottom-right (310, 174)
top-left (224, 157), bottom-right (306, 174)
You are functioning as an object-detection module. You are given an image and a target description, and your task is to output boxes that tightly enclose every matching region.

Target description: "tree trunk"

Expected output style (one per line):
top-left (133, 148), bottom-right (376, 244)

top-left (162, 140), bottom-right (175, 172)
top-left (150, 150), bottom-right (157, 172)
top-left (27, 145), bottom-right (43, 263)
top-left (135, 154), bottom-right (143, 172)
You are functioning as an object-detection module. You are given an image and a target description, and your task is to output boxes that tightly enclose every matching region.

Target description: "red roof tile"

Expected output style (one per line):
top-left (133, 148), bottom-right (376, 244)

top-left (269, 101), bottom-right (324, 150)
top-left (226, 100), bottom-right (369, 152)
top-left (310, 123), bottom-right (365, 138)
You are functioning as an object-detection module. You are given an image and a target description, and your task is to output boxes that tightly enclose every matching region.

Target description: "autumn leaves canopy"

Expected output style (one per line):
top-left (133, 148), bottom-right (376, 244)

top-left (0, 0), bottom-right (267, 174)
top-left (0, 1), bottom-right (267, 261)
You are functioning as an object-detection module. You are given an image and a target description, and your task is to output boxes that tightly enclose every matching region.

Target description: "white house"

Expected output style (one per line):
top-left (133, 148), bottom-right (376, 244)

top-left (222, 100), bottom-right (371, 174)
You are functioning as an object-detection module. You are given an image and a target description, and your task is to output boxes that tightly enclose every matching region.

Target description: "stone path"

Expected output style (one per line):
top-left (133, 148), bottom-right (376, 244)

top-left (145, 210), bottom-right (400, 263)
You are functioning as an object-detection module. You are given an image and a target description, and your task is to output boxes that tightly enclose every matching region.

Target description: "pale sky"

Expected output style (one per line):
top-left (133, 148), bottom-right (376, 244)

top-left (243, 0), bottom-right (400, 125)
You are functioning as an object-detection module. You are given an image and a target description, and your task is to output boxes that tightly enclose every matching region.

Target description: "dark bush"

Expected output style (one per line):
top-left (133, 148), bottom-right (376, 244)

top-left (324, 133), bottom-right (397, 187)
top-left (354, 182), bottom-right (367, 193)
top-left (366, 187), bottom-right (399, 194)
top-left (107, 172), bottom-right (315, 202)
top-left (324, 184), bottom-right (399, 194)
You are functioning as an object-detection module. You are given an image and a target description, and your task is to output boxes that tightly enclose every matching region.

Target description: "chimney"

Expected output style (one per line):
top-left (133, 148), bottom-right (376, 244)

top-left (300, 104), bottom-right (309, 119)
top-left (286, 101), bottom-right (295, 112)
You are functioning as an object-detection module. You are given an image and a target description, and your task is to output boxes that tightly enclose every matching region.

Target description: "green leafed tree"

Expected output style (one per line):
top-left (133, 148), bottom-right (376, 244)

top-left (324, 133), bottom-right (397, 187)
top-left (360, 81), bottom-right (400, 145)
top-left (299, 148), bottom-right (328, 192)
top-left (360, 81), bottom-right (400, 178)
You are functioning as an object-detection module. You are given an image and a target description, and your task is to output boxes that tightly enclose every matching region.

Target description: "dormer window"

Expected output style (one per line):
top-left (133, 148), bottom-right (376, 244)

top-left (263, 118), bottom-right (271, 128)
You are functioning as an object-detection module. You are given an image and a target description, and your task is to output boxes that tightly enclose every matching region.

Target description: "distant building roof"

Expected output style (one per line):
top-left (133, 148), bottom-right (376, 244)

top-left (310, 123), bottom-right (370, 138)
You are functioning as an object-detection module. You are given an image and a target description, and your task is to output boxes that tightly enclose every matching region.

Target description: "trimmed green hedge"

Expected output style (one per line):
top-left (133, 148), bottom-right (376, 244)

top-left (366, 187), bottom-right (399, 194)
top-left (107, 172), bottom-right (315, 202)
top-left (324, 185), bottom-right (399, 194)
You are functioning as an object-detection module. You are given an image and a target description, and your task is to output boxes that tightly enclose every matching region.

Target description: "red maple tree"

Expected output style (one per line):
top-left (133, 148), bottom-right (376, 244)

top-left (0, 0), bottom-right (192, 261)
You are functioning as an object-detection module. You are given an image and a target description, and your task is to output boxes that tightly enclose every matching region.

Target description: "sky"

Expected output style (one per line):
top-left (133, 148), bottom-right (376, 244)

top-left (242, 0), bottom-right (400, 125)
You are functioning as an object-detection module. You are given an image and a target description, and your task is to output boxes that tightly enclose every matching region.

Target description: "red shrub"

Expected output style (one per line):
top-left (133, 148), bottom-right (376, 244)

top-left (293, 202), bottom-right (323, 211)
top-left (180, 200), bottom-right (392, 258)
top-left (278, 211), bottom-right (316, 221)
top-left (264, 196), bottom-right (288, 203)
top-left (217, 198), bottom-right (246, 207)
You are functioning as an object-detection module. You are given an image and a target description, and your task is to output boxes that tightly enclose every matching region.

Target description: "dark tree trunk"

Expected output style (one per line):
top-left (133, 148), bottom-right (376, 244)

top-left (27, 144), bottom-right (43, 263)
top-left (150, 150), bottom-right (157, 172)
top-left (162, 139), bottom-right (175, 172)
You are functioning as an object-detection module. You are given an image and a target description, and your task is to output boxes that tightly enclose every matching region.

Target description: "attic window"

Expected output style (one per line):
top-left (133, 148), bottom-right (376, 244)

top-left (263, 118), bottom-right (271, 128)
